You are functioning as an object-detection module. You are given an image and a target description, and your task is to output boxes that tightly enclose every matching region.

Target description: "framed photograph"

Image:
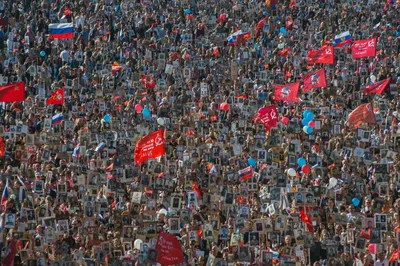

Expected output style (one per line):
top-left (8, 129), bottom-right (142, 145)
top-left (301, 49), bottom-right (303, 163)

top-left (145, 222), bottom-right (156, 236)
top-left (203, 224), bottom-right (214, 240)
top-left (249, 232), bottom-right (260, 246)
top-left (122, 242), bottom-right (132, 255)
top-left (219, 226), bottom-right (229, 241)
top-left (34, 180), bottom-right (44, 194)
top-left (5, 213), bottom-right (16, 228)
top-left (261, 251), bottom-right (273, 266)
top-left (370, 228), bottom-right (381, 243)
top-left (169, 218), bottom-right (180, 234)
top-left (57, 219), bottom-right (69, 234)
top-left (123, 226), bottom-right (134, 239)
top-left (238, 246), bottom-right (250, 261)
top-left (147, 248), bottom-right (158, 263)
top-left (170, 197), bottom-right (181, 210)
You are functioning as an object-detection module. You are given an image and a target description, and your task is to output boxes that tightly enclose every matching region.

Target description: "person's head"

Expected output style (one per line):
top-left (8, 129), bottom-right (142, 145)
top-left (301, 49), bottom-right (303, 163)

top-left (328, 198), bottom-right (335, 208)
top-left (285, 235), bottom-right (291, 245)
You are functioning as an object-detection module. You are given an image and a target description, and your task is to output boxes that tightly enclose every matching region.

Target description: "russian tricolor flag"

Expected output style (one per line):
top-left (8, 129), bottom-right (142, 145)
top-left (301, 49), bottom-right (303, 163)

top-left (227, 30), bottom-right (251, 46)
top-left (52, 113), bottom-right (64, 124)
top-left (334, 31), bottom-right (352, 47)
top-left (95, 142), bottom-right (105, 153)
top-left (1, 178), bottom-right (9, 211)
top-left (238, 166), bottom-right (253, 181)
top-left (73, 144), bottom-right (80, 158)
top-left (48, 23), bottom-right (74, 39)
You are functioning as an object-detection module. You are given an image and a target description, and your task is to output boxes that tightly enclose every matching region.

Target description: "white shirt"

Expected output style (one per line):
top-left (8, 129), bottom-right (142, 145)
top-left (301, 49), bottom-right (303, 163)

top-left (60, 50), bottom-right (70, 62)
top-left (374, 259), bottom-right (389, 266)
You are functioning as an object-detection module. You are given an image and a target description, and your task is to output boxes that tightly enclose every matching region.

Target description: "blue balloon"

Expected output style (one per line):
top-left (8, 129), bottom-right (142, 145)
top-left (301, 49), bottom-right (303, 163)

top-left (280, 27), bottom-right (287, 34)
top-left (297, 158), bottom-right (306, 167)
top-left (142, 108), bottom-right (150, 118)
top-left (306, 112), bottom-right (315, 120)
top-left (352, 198), bottom-right (360, 207)
top-left (303, 110), bottom-right (310, 117)
top-left (40, 51), bottom-right (46, 57)
top-left (185, 8), bottom-right (191, 14)
top-left (248, 158), bottom-right (256, 166)
top-left (103, 114), bottom-right (111, 122)
top-left (302, 118), bottom-right (310, 126)
top-left (306, 126), bottom-right (313, 134)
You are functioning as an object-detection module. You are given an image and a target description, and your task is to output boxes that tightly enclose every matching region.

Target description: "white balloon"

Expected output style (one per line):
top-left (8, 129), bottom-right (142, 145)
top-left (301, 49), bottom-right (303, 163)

top-left (158, 208), bottom-right (167, 216)
top-left (157, 117), bottom-right (165, 125)
top-left (303, 126), bottom-right (308, 133)
top-left (287, 168), bottom-right (296, 177)
top-left (329, 177), bottom-right (337, 188)
top-left (134, 239), bottom-right (143, 250)
top-left (370, 75), bottom-right (376, 82)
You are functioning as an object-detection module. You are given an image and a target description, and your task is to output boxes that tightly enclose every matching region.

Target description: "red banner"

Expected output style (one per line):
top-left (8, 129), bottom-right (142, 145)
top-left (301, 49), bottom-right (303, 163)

top-left (0, 82), bottom-right (25, 102)
top-left (257, 105), bottom-right (279, 130)
top-left (302, 68), bottom-right (327, 92)
top-left (299, 209), bottom-right (314, 233)
top-left (274, 82), bottom-right (300, 102)
top-left (352, 38), bottom-right (376, 59)
top-left (155, 231), bottom-right (184, 265)
top-left (134, 129), bottom-right (165, 164)
top-left (347, 103), bottom-right (376, 129)
top-left (307, 46), bottom-right (334, 65)
top-left (46, 88), bottom-right (65, 105)
top-left (364, 78), bottom-right (391, 95)
top-left (0, 137), bottom-right (4, 156)
top-left (278, 47), bottom-right (290, 57)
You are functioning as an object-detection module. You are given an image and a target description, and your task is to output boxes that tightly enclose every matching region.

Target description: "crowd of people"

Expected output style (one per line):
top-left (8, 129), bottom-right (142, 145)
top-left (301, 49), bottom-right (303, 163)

top-left (0, 0), bottom-right (399, 265)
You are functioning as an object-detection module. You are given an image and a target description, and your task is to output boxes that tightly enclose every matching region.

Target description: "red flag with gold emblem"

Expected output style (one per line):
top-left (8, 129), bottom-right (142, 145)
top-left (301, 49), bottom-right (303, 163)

top-left (307, 46), bottom-right (334, 65)
top-left (299, 209), bottom-right (314, 233)
top-left (0, 82), bottom-right (25, 102)
top-left (347, 103), bottom-right (376, 129)
top-left (46, 88), bottom-right (65, 105)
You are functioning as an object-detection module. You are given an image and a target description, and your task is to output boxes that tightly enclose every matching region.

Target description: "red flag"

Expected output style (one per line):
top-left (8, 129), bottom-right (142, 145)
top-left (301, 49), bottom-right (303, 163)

top-left (274, 82), bottom-right (300, 102)
top-left (106, 163), bottom-right (114, 172)
top-left (256, 17), bottom-right (268, 37)
top-left (299, 209), bottom-right (314, 233)
top-left (64, 9), bottom-right (72, 16)
top-left (156, 231), bottom-right (184, 265)
top-left (390, 249), bottom-right (400, 262)
top-left (46, 88), bottom-right (64, 105)
top-left (192, 182), bottom-right (202, 197)
top-left (363, 78), bottom-right (391, 95)
top-left (186, 128), bottom-right (195, 136)
top-left (3, 238), bottom-right (18, 266)
top-left (302, 68), bottom-right (327, 92)
top-left (347, 103), bottom-right (376, 129)
top-left (256, 17), bottom-right (268, 32)
top-left (278, 47), bottom-right (290, 57)
top-left (134, 129), bottom-right (165, 164)
top-left (140, 76), bottom-right (156, 89)
top-left (212, 47), bottom-right (219, 57)
top-left (0, 137), bottom-right (4, 157)
top-left (352, 38), bottom-right (377, 59)
top-left (237, 195), bottom-right (247, 204)
top-left (0, 82), bottom-right (25, 102)
top-left (307, 46), bottom-right (334, 65)
top-left (257, 105), bottom-right (280, 130)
